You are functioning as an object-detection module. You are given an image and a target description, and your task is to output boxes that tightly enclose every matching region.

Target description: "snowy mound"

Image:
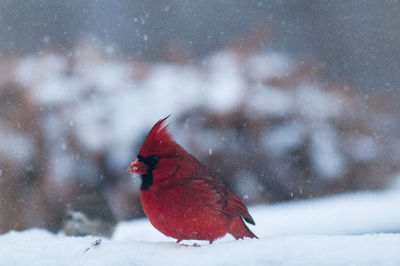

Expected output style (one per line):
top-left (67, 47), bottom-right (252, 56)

top-left (1, 187), bottom-right (399, 266)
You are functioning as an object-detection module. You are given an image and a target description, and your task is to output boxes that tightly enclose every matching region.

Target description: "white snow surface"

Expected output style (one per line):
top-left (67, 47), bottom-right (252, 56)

top-left (1, 187), bottom-right (400, 266)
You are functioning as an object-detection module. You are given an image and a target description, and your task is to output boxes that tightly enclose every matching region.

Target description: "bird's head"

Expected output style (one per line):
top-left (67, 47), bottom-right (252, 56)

top-left (128, 115), bottom-right (184, 189)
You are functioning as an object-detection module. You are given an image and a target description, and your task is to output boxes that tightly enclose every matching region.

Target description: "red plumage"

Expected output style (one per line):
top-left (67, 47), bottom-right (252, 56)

top-left (128, 116), bottom-right (257, 243)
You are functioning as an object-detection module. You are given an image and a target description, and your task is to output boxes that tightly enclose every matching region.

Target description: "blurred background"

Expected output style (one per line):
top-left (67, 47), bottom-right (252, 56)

top-left (0, 0), bottom-right (400, 235)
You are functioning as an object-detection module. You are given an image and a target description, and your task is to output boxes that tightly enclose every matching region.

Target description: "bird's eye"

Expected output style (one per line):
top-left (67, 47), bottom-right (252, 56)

top-left (148, 155), bottom-right (159, 166)
top-left (137, 154), bottom-right (159, 167)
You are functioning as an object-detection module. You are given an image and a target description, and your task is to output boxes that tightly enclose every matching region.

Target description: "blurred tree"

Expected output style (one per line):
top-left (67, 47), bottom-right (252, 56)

top-left (1, 0), bottom-right (399, 91)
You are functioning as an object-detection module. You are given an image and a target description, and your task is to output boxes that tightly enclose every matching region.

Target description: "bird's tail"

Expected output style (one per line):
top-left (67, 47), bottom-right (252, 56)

top-left (229, 216), bottom-right (258, 240)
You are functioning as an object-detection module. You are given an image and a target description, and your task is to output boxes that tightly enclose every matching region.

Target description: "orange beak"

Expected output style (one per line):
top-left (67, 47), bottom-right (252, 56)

top-left (127, 159), bottom-right (148, 174)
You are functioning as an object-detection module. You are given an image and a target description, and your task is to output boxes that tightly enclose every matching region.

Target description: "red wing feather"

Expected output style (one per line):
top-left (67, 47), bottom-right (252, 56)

top-left (221, 191), bottom-right (255, 225)
top-left (189, 177), bottom-right (255, 225)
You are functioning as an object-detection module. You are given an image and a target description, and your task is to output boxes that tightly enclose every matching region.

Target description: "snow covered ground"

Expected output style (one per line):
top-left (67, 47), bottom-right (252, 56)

top-left (1, 185), bottom-right (400, 266)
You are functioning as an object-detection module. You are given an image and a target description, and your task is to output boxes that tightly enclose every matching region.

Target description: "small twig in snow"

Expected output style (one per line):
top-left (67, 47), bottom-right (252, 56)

top-left (84, 239), bottom-right (102, 253)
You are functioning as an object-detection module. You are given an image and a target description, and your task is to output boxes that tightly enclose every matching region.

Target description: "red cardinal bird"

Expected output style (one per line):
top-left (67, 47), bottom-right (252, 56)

top-left (127, 116), bottom-right (257, 243)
